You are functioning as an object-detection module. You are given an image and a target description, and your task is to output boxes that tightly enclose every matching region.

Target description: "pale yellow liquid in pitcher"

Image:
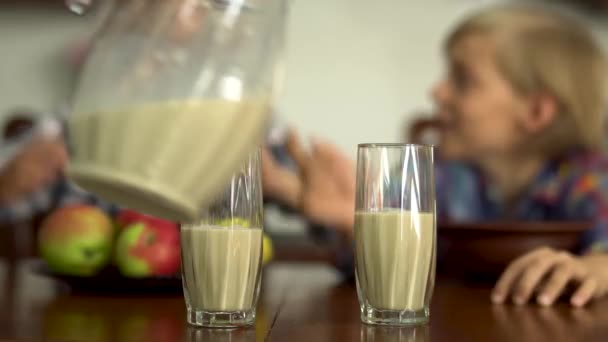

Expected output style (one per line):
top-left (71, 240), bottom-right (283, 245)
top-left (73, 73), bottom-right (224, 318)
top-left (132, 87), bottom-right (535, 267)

top-left (180, 225), bottom-right (263, 312)
top-left (355, 211), bottom-right (435, 311)
top-left (68, 99), bottom-right (269, 222)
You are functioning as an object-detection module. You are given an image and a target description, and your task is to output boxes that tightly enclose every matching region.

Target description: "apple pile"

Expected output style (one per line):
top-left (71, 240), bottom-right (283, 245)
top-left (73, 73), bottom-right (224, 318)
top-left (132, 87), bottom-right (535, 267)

top-left (38, 206), bottom-right (181, 278)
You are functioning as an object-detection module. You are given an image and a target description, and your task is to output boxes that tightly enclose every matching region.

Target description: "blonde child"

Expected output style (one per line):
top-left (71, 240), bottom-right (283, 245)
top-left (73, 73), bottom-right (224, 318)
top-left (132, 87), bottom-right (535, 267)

top-left (262, 5), bottom-right (608, 307)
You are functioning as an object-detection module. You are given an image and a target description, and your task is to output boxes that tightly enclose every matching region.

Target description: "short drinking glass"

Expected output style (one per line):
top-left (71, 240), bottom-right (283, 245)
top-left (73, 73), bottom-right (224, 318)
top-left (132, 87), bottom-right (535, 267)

top-left (180, 149), bottom-right (264, 328)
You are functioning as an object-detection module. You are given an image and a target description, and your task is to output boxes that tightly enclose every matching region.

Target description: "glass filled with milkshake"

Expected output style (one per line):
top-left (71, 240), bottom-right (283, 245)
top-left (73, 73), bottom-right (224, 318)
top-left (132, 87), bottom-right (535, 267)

top-left (354, 144), bottom-right (436, 326)
top-left (180, 149), bottom-right (264, 328)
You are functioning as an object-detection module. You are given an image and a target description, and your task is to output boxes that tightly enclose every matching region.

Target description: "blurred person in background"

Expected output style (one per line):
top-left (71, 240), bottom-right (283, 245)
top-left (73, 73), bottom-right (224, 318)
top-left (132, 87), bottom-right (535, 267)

top-left (0, 0), bottom-right (210, 225)
top-left (0, 113), bottom-right (114, 224)
top-left (262, 4), bottom-right (608, 307)
top-left (0, 114), bottom-right (66, 205)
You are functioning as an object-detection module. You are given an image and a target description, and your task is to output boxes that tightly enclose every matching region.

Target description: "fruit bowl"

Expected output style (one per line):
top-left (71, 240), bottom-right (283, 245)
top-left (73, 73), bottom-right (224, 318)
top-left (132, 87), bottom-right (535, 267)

top-left (437, 221), bottom-right (591, 279)
top-left (30, 259), bottom-right (183, 294)
top-left (37, 206), bottom-right (183, 290)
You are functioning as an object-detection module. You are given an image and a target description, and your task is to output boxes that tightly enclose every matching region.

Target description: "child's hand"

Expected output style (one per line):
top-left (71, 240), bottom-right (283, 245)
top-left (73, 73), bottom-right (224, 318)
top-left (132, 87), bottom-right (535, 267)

top-left (286, 131), bottom-right (356, 235)
top-left (492, 247), bottom-right (608, 307)
top-left (261, 148), bottom-right (302, 209)
top-left (0, 139), bottom-right (67, 204)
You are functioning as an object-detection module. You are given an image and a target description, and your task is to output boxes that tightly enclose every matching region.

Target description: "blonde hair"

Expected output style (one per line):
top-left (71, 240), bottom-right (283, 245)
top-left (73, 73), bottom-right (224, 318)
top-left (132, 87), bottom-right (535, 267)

top-left (447, 5), bottom-right (608, 156)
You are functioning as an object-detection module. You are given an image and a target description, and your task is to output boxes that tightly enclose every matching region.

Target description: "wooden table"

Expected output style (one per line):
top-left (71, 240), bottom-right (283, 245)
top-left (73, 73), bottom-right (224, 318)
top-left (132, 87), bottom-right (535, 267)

top-left (1, 261), bottom-right (608, 342)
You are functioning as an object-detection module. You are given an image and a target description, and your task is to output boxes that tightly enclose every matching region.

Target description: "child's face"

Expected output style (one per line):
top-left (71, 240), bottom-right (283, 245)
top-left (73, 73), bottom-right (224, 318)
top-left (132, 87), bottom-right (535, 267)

top-left (432, 34), bottom-right (530, 162)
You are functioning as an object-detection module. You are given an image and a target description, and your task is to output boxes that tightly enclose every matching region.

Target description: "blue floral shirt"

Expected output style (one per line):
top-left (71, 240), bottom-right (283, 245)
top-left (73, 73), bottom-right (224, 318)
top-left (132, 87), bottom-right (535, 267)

top-left (436, 150), bottom-right (608, 253)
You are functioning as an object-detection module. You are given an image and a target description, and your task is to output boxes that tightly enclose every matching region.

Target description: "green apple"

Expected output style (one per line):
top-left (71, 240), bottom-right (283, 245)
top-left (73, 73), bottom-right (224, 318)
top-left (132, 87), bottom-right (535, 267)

top-left (215, 218), bottom-right (273, 265)
top-left (262, 234), bottom-right (273, 266)
top-left (38, 205), bottom-right (114, 276)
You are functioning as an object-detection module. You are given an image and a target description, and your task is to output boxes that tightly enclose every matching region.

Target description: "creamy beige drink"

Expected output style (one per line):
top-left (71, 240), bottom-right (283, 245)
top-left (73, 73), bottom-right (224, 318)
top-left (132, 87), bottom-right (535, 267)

top-left (68, 99), bottom-right (269, 222)
top-left (180, 225), bottom-right (262, 312)
top-left (355, 210), bottom-right (435, 311)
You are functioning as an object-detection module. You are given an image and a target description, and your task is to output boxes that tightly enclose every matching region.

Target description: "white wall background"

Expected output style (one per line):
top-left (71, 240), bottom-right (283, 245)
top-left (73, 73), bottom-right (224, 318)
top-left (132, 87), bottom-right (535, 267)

top-left (1, 0), bottom-right (607, 157)
top-left (0, 7), bottom-right (90, 127)
top-left (277, 0), bottom-right (481, 157)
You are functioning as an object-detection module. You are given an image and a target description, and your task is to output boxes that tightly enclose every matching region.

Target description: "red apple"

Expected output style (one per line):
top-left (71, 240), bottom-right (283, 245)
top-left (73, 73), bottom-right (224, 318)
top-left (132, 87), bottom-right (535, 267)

top-left (116, 209), bottom-right (178, 243)
top-left (116, 209), bottom-right (142, 229)
top-left (114, 222), bottom-right (181, 278)
top-left (116, 209), bottom-right (175, 228)
top-left (38, 205), bottom-right (114, 276)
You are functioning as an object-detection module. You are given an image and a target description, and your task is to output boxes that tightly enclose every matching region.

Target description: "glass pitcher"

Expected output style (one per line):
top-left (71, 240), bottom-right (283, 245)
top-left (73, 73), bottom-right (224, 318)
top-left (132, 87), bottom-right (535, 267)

top-left (66, 0), bottom-right (287, 223)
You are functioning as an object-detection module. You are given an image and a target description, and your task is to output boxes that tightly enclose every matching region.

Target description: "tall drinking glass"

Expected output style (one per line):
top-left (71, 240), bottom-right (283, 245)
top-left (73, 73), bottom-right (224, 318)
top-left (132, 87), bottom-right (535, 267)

top-left (354, 144), bottom-right (436, 326)
top-left (180, 149), bottom-right (264, 328)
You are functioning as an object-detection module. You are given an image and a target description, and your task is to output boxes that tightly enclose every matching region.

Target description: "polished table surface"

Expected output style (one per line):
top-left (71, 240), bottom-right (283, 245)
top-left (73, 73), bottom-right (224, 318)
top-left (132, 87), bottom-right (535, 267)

top-left (1, 261), bottom-right (608, 342)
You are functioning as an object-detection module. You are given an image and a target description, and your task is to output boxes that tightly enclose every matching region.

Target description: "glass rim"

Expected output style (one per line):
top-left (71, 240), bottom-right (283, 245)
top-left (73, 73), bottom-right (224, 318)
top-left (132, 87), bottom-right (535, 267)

top-left (357, 143), bottom-right (434, 149)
